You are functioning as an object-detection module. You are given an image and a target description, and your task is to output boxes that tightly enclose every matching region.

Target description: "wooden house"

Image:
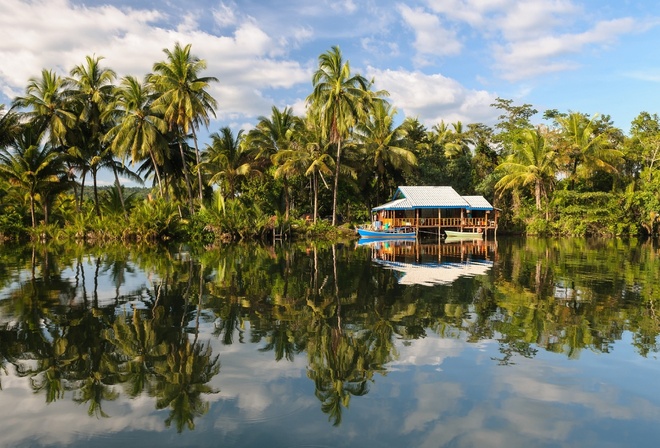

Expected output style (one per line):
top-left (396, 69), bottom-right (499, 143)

top-left (371, 186), bottom-right (498, 236)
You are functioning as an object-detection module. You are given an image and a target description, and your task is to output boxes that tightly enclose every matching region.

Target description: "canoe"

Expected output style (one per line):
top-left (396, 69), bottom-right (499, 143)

top-left (444, 230), bottom-right (483, 239)
top-left (357, 227), bottom-right (416, 239)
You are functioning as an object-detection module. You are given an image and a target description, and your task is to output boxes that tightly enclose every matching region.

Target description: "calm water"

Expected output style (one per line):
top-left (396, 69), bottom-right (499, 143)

top-left (0, 237), bottom-right (659, 447)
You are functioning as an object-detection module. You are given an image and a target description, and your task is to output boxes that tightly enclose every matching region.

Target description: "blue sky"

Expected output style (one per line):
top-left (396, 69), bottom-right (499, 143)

top-left (2, 0), bottom-right (660, 144)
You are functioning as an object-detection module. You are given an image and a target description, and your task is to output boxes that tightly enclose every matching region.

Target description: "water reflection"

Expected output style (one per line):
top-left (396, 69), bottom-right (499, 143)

top-left (360, 238), bottom-right (496, 286)
top-left (0, 238), bottom-right (659, 446)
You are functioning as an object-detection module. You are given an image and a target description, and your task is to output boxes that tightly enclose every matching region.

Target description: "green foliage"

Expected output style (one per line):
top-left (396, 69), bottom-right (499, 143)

top-left (182, 211), bottom-right (216, 245)
top-left (202, 197), bottom-right (270, 242)
top-left (0, 210), bottom-right (28, 240)
top-left (549, 190), bottom-right (635, 236)
top-left (126, 198), bottom-right (182, 241)
top-left (525, 214), bottom-right (552, 236)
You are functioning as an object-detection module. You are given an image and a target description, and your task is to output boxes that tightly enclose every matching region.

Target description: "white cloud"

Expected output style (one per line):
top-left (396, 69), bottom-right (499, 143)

top-left (212, 1), bottom-right (238, 28)
top-left (494, 17), bottom-right (637, 80)
top-left (424, 0), bottom-right (508, 27)
top-left (419, 0), bottom-right (646, 81)
top-left (0, 0), bottom-right (310, 124)
top-left (368, 68), bottom-right (498, 127)
top-left (496, 0), bottom-right (580, 41)
top-left (331, 0), bottom-right (358, 14)
top-left (397, 4), bottom-right (462, 65)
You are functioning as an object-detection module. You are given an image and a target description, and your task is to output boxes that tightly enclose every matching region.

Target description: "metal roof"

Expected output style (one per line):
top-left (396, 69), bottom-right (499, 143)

top-left (372, 197), bottom-right (414, 211)
top-left (462, 196), bottom-right (494, 210)
top-left (372, 186), bottom-right (493, 211)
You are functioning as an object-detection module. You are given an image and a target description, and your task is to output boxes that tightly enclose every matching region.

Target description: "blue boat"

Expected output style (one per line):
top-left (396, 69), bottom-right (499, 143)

top-left (357, 226), bottom-right (416, 239)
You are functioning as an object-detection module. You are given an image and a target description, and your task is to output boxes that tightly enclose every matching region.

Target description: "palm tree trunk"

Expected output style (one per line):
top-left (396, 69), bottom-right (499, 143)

top-left (29, 194), bottom-right (36, 228)
top-left (43, 201), bottom-right (50, 225)
top-left (191, 126), bottom-right (204, 201)
top-left (284, 176), bottom-right (290, 220)
top-left (332, 139), bottom-right (342, 226)
top-left (92, 168), bottom-right (100, 217)
top-left (177, 140), bottom-right (195, 214)
top-left (149, 150), bottom-right (164, 197)
top-left (313, 172), bottom-right (318, 224)
top-left (111, 164), bottom-right (127, 216)
top-left (79, 171), bottom-right (87, 210)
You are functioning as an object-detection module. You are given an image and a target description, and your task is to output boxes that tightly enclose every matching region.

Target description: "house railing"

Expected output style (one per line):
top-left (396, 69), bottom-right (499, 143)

top-left (382, 217), bottom-right (495, 229)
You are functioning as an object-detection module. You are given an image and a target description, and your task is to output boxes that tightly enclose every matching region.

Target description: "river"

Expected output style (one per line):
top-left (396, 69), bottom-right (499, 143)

top-left (0, 237), bottom-right (658, 447)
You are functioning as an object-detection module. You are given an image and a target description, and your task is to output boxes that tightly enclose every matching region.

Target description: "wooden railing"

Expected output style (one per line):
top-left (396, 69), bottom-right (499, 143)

top-left (382, 217), bottom-right (496, 229)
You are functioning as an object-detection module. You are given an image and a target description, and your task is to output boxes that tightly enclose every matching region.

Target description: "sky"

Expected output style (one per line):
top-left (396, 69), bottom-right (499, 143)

top-left (2, 0), bottom-right (660, 153)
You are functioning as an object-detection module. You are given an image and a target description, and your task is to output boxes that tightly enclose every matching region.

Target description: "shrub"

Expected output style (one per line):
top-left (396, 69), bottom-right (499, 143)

top-left (0, 210), bottom-right (28, 241)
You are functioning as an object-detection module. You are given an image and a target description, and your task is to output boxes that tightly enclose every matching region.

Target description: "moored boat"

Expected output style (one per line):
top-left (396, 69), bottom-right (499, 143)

top-left (444, 230), bottom-right (483, 239)
top-left (357, 226), bottom-right (416, 239)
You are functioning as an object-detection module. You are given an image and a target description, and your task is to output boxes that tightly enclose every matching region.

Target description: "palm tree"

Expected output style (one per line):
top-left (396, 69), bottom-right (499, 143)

top-left (67, 55), bottom-right (117, 216)
top-left (204, 126), bottom-right (259, 200)
top-left (495, 127), bottom-right (558, 211)
top-left (149, 42), bottom-right (218, 207)
top-left (105, 75), bottom-right (168, 196)
top-left (0, 104), bottom-right (21, 149)
top-left (248, 106), bottom-right (300, 218)
top-left (557, 112), bottom-right (622, 188)
top-left (272, 112), bottom-right (334, 223)
top-left (432, 120), bottom-right (473, 159)
top-left (13, 69), bottom-right (76, 147)
top-left (307, 46), bottom-right (373, 225)
top-left (355, 100), bottom-right (417, 204)
top-left (0, 126), bottom-right (68, 227)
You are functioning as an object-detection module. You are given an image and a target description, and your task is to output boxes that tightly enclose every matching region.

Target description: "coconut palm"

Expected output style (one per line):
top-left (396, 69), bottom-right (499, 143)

top-left (495, 127), bottom-right (558, 211)
top-left (66, 55), bottom-right (117, 216)
top-left (248, 106), bottom-right (300, 218)
top-left (432, 120), bottom-right (473, 159)
top-left (307, 46), bottom-right (373, 225)
top-left (149, 42), bottom-right (218, 207)
top-left (204, 126), bottom-right (259, 200)
top-left (272, 112), bottom-right (334, 223)
top-left (105, 75), bottom-right (168, 196)
top-left (355, 100), bottom-right (417, 204)
top-left (557, 112), bottom-right (622, 188)
top-left (0, 126), bottom-right (68, 227)
top-left (14, 69), bottom-right (76, 148)
top-left (0, 104), bottom-right (21, 149)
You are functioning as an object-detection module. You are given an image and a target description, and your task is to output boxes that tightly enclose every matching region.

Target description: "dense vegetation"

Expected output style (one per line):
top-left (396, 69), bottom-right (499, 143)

top-left (1, 43), bottom-right (659, 243)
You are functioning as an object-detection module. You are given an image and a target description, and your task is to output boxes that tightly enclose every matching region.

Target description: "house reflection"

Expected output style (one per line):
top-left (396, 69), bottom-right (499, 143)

top-left (358, 238), bottom-right (497, 286)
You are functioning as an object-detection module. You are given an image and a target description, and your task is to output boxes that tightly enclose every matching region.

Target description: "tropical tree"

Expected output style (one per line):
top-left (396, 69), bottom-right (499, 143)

top-left (67, 55), bottom-right (117, 216)
top-left (629, 112), bottom-right (660, 182)
top-left (556, 112), bottom-right (622, 188)
top-left (106, 75), bottom-right (168, 196)
top-left (307, 46), bottom-right (374, 225)
top-left (149, 42), bottom-right (218, 207)
top-left (13, 69), bottom-right (76, 147)
top-left (0, 104), bottom-right (21, 149)
top-left (0, 126), bottom-right (68, 227)
top-left (491, 97), bottom-right (538, 156)
top-left (495, 127), bottom-right (558, 211)
top-left (204, 126), bottom-right (259, 200)
top-left (355, 100), bottom-right (416, 204)
top-left (248, 106), bottom-right (300, 218)
top-left (432, 120), bottom-right (473, 159)
top-left (271, 111), bottom-right (334, 223)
